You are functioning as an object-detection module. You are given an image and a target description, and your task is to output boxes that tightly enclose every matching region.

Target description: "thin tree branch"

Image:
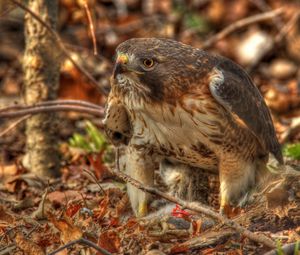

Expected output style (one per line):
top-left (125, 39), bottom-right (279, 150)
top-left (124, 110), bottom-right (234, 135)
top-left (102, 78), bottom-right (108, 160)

top-left (9, 0), bottom-right (107, 96)
top-left (275, 10), bottom-right (300, 43)
top-left (0, 115), bottom-right (30, 137)
top-left (0, 105), bottom-right (104, 119)
top-left (247, 10), bottom-right (300, 72)
top-left (108, 167), bottom-right (276, 249)
top-left (202, 8), bottom-right (284, 49)
top-left (47, 238), bottom-right (112, 255)
top-left (249, 0), bottom-right (284, 30)
top-left (82, 168), bottom-right (106, 195)
top-left (82, 0), bottom-right (98, 55)
top-left (0, 100), bottom-right (102, 112)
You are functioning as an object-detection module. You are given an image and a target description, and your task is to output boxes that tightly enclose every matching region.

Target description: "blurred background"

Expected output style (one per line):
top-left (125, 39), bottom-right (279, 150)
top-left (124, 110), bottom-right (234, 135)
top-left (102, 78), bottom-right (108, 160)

top-left (0, 0), bottom-right (299, 163)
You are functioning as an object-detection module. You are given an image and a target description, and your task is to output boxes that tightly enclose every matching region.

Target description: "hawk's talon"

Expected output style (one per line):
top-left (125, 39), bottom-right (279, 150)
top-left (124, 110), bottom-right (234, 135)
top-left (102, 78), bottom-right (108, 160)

top-left (138, 200), bottom-right (148, 217)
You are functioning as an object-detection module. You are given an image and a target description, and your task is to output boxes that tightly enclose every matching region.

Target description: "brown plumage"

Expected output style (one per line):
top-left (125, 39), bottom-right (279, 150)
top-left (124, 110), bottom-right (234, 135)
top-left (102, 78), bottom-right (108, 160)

top-left (104, 38), bottom-right (283, 216)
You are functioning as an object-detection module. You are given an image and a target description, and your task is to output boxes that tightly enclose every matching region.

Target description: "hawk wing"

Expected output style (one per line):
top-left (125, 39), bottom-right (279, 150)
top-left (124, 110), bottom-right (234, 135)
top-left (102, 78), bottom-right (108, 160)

top-left (208, 61), bottom-right (283, 164)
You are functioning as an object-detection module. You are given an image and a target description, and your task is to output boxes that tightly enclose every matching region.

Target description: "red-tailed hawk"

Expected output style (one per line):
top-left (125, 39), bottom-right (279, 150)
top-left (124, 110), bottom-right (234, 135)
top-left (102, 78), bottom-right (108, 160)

top-left (104, 38), bottom-right (283, 216)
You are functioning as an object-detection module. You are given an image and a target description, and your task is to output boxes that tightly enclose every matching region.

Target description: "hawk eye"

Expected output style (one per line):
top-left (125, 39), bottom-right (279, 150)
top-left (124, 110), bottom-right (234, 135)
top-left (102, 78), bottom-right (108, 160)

top-left (143, 58), bottom-right (154, 68)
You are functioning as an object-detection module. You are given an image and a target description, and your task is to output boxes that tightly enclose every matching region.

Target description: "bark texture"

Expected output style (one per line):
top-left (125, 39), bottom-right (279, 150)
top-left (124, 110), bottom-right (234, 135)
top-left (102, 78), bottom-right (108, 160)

top-left (23, 0), bottom-right (60, 177)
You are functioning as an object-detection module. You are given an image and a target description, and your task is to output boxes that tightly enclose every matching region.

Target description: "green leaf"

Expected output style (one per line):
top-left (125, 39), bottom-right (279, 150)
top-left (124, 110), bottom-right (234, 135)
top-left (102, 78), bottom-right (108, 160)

top-left (184, 13), bottom-right (210, 33)
top-left (294, 241), bottom-right (299, 255)
top-left (85, 121), bottom-right (106, 151)
top-left (283, 143), bottom-right (300, 160)
top-left (276, 240), bottom-right (284, 255)
top-left (69, 133), bottom-right (92, 152)
top-left (68, 121), bottom-right (108, 153)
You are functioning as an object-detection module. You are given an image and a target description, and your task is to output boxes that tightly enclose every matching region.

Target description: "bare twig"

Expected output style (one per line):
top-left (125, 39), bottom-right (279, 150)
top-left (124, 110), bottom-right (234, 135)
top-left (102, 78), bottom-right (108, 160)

top-left (82, 0), bottom-right (98, 55)
top-left (281, 117), bottom-right (300, 144)
top-left (0, 115), bottom-right (29, 137)
top-left (247, 10), bottom-right (300, 72)
top-left (9, 0), bottom-right (107, 95)
top-left (79, 192), bottom-right (89, 209)
top-left (202, 8), bottom-right (284, 49)
top-left (47, 238), bottom-right (112, 255)
top-left (275, 10), bottom-right (300, 43)
top-left (108, 167), bottom-right (276, 249)
top-left (0, 244), bottom-right (15, 255)
top-left (82, 168), bottom-right (106, 195)
top-left (0, 105), bottom-right (104, 119)
top-left (249, 0), bottom-right (284, 30)
top-left (0, 3), bottom-right (17, 17)
top-left (168, 230), bottom-right (236, 253)
top-left (32, 188), bottom-right (49, 220)
top-left (0, 100), bottom-right (102, 112)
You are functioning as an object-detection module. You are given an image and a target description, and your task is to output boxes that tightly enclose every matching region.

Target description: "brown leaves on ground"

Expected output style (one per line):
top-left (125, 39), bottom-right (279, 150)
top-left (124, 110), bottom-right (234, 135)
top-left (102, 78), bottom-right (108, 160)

top-left (15, 232), bottom-right (45, 255)
top-left (97, 230), bottom-right (121, 254)
top-left (49, 213), bottom-right (83, 244)
top-left (0, 206), bottom-right (15, 229)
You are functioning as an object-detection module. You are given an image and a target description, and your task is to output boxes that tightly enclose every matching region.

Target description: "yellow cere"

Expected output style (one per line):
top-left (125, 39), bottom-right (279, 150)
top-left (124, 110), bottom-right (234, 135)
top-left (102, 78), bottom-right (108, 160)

top-left (117, 53), bottom-right (129, 64)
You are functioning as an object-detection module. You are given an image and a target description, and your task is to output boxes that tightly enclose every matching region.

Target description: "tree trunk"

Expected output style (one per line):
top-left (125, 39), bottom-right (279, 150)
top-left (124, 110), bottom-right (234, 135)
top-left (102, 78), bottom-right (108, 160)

top-left (23, 0), bottom-right (60, 177)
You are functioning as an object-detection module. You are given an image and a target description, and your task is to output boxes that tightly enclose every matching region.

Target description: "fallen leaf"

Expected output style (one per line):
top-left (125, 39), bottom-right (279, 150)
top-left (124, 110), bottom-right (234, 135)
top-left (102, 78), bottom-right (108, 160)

top-left (145, 250), bottom-right (166, 255)
top-left (15, 232), bottom-right (45, 255)
top-left (48, 190), bottom-right (82, 207)
top-left (13, 197), bottom-right (35, 212)
top-left (87, 152), bottom-right (107, 180)
top-left (97, 230), bottom-right (120, 254)
top-left (49, 214), bottom-right (82, 244)
top-left (93, 195), bottom-right (109, 220)
top-left (0, 164), bottom-right (17, 177)
top-left (169, 244), bottom-right (189, 254)
top-left (0, 206), bottom-right (15, 225)
top-left (66, 203), bottom-right (82, 218)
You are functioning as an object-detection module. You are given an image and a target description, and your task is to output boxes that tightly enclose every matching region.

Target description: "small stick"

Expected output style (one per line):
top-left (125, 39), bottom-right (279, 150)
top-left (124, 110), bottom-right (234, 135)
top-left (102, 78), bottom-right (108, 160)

top-left (247, 10), bottom-right (300, 72)
top-left (9, 0), bottom-right (107, 95)
top-left (0, 115), bottom-right (30, 137)
top-left (202, 8), bottom-right (284, 49)
top-left (0, 100), bottom-right (102, 112)
top-left (249, 0), bottom-right (283, 30)
top-left (82, 0), bottom-right (98, 55)
top-left (82, 168), bottom-right (106, 195)
top-left (108, 167), bottom-right (277, 249)
top-left (280, 117), bottom-right (300, 144)
top-left (0, 105), bottom-right (104, 119)
top-left (79, 192), bottom-right (89, 209)
top-left (275, 10), bottom-right (300, 43)
top-left (47, 237), bottom-right (112, 255)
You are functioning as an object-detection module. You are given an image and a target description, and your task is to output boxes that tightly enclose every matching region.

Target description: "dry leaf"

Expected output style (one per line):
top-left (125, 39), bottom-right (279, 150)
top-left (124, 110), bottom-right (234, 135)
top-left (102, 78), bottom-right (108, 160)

top-left (0, 164), bottom-right (17, 177)
top-left (49, 214), bottom-right (82, 244)
top-left (48, 190), bottom-right (82, 207)
top-left (97, 230), bottom-right (120, 254)
top-left (145, 250), bottom-right (166, 255)
top-left (15, 232), bottom-right (45, 255)
top-left (0, 206), bottom-right (15, 225)
top-left (66, 203), bottom-right (82, 218)
top-left (93, 195), bottom-right (109, 220)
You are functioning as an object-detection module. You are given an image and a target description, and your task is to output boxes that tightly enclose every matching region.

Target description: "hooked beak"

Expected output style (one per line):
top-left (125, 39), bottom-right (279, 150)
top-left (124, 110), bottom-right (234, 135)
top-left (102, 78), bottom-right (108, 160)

top-left (113, 53), bottom-right (129, 78)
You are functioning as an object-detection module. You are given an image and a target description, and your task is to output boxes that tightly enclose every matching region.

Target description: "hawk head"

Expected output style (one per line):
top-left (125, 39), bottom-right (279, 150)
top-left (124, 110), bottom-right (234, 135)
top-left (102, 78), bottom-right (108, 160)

top-left (112, 38), bottom-right (205, 102)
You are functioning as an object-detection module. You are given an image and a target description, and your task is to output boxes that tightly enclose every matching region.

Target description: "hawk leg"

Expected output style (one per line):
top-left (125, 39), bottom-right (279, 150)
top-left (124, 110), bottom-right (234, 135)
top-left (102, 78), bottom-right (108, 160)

top-left (123, 145), bottom-right (156, 217)
top-left (218, 154), bottom-right (258, 214)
